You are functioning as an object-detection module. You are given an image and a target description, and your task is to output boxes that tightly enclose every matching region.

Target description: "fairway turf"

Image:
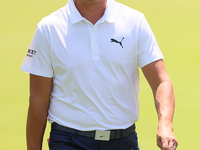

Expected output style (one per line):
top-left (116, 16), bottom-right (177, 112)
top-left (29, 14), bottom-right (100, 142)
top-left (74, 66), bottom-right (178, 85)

top-left (0, 0), bottom-right (199, 149)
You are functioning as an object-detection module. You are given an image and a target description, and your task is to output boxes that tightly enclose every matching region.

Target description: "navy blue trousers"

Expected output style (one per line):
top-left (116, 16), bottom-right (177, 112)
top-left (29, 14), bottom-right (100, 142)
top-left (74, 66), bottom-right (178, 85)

top-left (49, 129), bottom-right (139, 150)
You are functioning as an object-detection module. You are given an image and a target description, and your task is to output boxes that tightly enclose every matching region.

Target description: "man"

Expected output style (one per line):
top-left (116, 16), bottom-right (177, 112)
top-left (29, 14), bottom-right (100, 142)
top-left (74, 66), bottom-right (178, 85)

top-left (21, 0), bottom-right (178, 149)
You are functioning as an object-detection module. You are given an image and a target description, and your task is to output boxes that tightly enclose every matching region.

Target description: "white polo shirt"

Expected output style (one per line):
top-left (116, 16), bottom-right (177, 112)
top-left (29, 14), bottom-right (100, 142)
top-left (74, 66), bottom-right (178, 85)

top-left (21, 0), bottom-right (164, 131)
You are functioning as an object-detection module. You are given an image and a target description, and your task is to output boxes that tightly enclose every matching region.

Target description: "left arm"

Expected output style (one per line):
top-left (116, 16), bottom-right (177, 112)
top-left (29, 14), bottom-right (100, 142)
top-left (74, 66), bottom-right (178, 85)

top-left (142, 59), bottom-right (178, 150)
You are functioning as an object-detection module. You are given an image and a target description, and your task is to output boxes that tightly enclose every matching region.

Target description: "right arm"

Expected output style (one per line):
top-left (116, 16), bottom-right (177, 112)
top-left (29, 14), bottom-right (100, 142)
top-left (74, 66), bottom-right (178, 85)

top-left (27, 74), bottom-right (52, 150)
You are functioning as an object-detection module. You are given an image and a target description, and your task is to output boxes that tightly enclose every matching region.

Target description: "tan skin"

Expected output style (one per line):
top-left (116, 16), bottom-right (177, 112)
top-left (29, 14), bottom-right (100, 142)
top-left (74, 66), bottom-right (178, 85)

top-left (74, 0), bottom-right (107, 25)
top-left (26, 0), bottom-right (178, 149)
top-left (142, 60), bottom-right (178, 150)
top-left (27, 75), bottom-right (52, 150)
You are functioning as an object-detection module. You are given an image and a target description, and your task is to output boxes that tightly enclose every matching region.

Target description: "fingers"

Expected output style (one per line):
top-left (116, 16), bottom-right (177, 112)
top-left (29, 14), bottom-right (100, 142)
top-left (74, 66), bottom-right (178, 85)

top-left (157, 136), bottom-right (178, 150)
top-left (169, 139), bottom-right (178, 150)
top-left (172, 138), bottom-right (178, 150)
top-left (156, 125), bottom-right (178, 150)
top-left (169, 139), bottom-right (174, 149)
top-left (157, 136), bottom-right (162, 149)
top-left (157, 136), bottom-right (171, 150)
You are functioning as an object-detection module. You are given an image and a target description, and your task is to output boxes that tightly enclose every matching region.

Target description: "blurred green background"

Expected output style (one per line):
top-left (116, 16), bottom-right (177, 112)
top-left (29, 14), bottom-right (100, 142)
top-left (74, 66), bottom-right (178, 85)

top-left (0, 0), bottom-right (199, 149)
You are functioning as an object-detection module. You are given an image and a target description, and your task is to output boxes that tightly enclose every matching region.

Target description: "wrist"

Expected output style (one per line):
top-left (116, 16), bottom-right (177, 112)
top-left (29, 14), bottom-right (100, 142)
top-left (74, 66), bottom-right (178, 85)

top-left (157, 120), bottom-right (173, 131)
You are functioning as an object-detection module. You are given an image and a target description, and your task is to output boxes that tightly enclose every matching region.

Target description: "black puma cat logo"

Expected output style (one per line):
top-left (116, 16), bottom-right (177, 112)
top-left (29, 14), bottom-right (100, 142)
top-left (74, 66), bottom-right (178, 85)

top-left (111, 37), bottom-right (124, 48)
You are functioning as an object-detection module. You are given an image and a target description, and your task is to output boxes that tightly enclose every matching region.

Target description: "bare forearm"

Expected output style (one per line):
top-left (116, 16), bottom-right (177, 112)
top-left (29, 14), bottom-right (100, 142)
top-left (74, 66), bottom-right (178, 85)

top-left (27, 74), bottom-right (52, 150)
top-left (26, 101), bottom-right (49, 150)
top-left (154, 80), bottom-right (175, 129)
top-left (142, 60), bottom-right (178, 149)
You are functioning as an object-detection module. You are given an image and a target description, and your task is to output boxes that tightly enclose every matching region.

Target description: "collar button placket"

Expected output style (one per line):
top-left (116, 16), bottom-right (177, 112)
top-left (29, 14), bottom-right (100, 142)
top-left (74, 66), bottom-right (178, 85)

top-left (91, 27), bottom-right (99, 60)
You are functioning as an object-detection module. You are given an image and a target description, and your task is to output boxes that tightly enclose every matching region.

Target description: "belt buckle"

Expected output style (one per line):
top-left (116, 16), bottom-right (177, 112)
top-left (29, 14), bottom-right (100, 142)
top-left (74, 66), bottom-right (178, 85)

top-left (95, 130), bottom-right (110, 141)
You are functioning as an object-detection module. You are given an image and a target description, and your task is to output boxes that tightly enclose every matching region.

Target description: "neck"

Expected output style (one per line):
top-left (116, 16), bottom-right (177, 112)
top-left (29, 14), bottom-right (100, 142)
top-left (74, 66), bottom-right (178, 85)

top-left (74, 0), bottom-right (107, 25)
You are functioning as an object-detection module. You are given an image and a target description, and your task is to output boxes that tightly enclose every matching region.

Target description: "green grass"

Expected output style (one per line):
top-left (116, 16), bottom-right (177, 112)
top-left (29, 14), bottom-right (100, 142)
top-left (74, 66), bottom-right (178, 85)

top-left (0, 0), bottom-right (199, 149)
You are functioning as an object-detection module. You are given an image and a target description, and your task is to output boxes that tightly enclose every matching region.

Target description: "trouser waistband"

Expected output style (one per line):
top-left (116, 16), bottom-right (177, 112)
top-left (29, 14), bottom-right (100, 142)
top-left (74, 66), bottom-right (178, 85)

top-left (51, 122), bottom-right (135, 141)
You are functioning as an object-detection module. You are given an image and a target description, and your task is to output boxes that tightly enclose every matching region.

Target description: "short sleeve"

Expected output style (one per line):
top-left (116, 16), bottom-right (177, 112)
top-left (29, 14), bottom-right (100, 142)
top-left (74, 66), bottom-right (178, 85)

top-left (20, 24), bottom-right (53, 78)
top-left (137, 14), bottom-right (164, 68)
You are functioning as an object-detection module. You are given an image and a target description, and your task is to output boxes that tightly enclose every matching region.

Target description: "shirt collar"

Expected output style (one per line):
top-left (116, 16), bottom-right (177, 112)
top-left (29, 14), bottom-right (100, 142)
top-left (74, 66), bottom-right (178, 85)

top-left (103, 0), bottom-right (117, 23)
top-left (67, 0), bottom-right (117, 24)
top-left (67, 0), bottom-right (84, 24)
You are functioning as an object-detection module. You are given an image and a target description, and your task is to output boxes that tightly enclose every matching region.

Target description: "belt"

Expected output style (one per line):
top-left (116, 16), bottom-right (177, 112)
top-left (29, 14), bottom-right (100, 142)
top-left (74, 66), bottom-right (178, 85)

top-left (51, 122), bottom-right (135, 141)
